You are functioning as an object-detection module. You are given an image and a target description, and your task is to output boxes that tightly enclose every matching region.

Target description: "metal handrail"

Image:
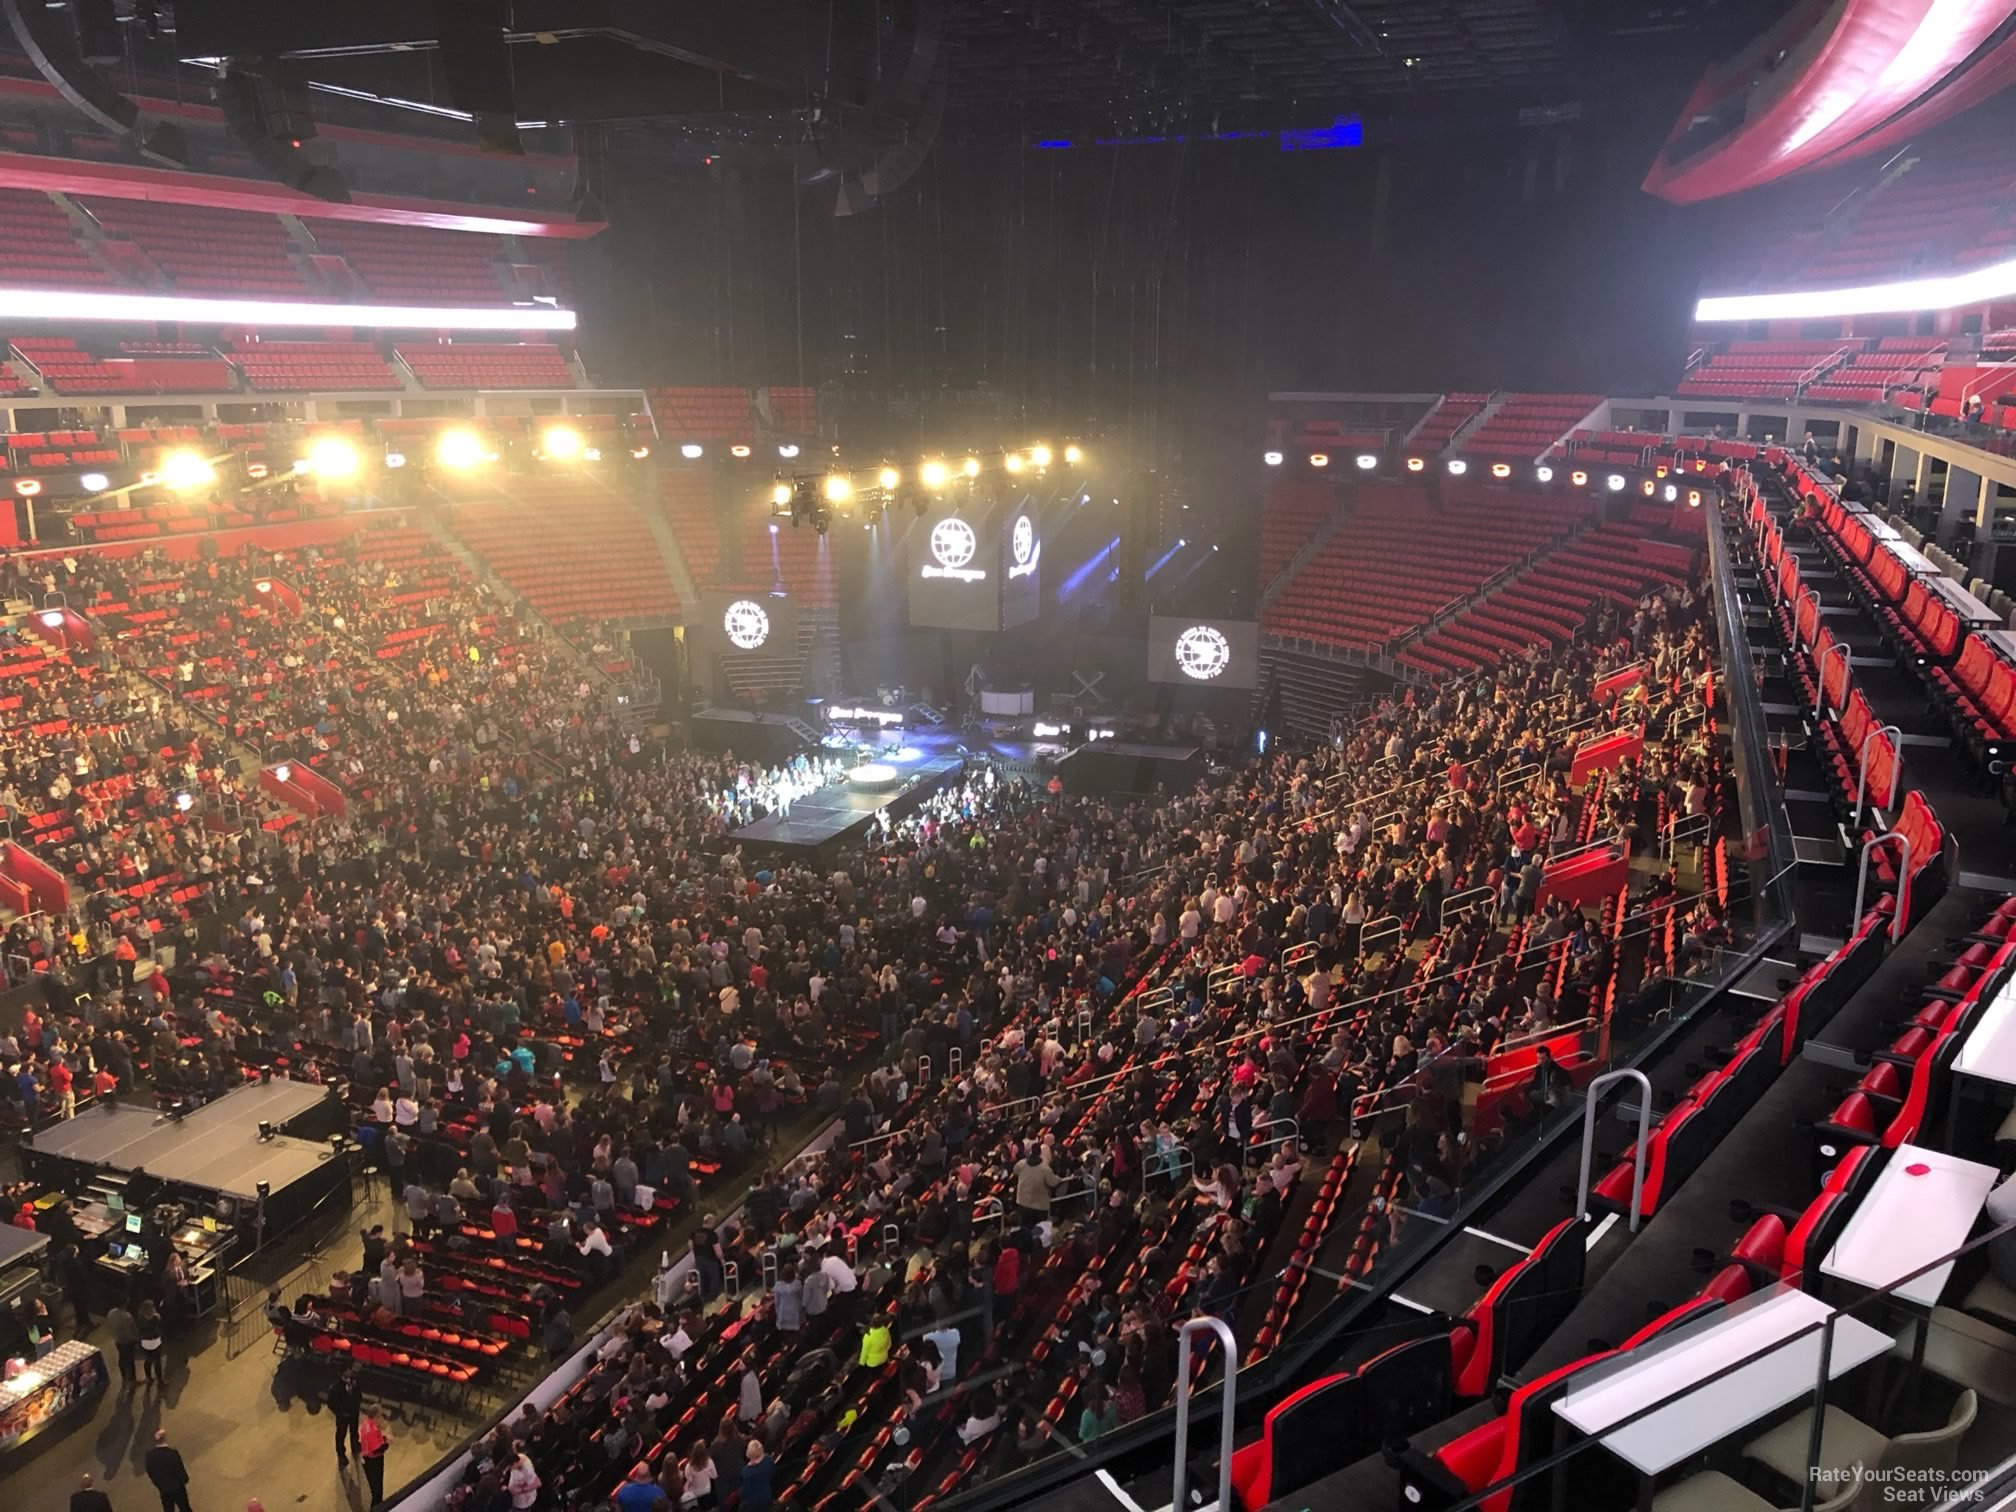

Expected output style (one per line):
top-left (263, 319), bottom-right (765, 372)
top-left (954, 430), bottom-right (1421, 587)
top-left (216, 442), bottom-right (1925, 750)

top-left (1815, 639), bottom-right (1851, 722)
top-left (1576, 1068), bottom-right (1652, 1233)
top-left (1851, 723), bottom-right (1902, 828)
top-left (1170, 1317), bottom-right (1238, 1512)
top-left (1852, 828), bottom-right (1913, 943)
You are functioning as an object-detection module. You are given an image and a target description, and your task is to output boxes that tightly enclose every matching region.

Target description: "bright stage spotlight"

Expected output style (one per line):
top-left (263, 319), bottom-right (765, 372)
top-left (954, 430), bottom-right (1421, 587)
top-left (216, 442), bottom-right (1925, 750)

top-left (921, 459), bottom-right (950, 489)
top-left (1355, 454), bottom-right (1378, 471)
top-left (962, 457), bottom-right (981, 478)
top-left (584, 448), bottom-right (602, 462)
top-left (1405, 457), bottom-right (1425, 472)
top-left (540, 424), bottom-right (585, 461)
top-left (771, 482), bottom-right (793, 507)
top-left (1663, 483), bottom-right (1679, 502)
top-left (13, 478), bottom-right (39, 496)
top-left (1029, 444), bottom-right (1053, 468)
top-left (1687, 490), bottom-right (1703, 508)
top-left (436, 429), bottom-right (488, 471)
top-left (730, 444), bottom-right (752, 458)
top-left (307, 434), bottom-right (362, 479)
top-left (1606, 474), bottom-right (1626, 492)
top-left (1263, 451), bottom-right (1284, 467)
top-left (680, 443), bottom-right (704, 459)
top-left (1446, 459), bottom-right (1468, 476)
top-left (38, 609), bottom-right (63, 629)
top-left (1570, 470), bottom-right (1588, 487)
top-left (383, 452), bottom-right (407, 469)
top-left (823, 475), bottom-right (854, 505)
top-left (1064, 444), bottom-right (1083, 465)
top-left (778, 443), bottom-right (801, 459)
top-left (1490, 463), bottom-right (1511, 479)
top-left (1308, 453), bottom-right (1330, 469)
top-left (1536, 466), bottom-right (1555, 483)
top-left (1641, 479), bottom-right (1656, 496)
top-left (631, 445), bottom-right (651, 460)
top-left (1004, 452), bottom-right (1025, 474)
top-left (878, 466), bottom-right (900, 490)
top-left (79, 472), bottom-right (109, 492)
top-left (160, 449), bottom-right (216, 492)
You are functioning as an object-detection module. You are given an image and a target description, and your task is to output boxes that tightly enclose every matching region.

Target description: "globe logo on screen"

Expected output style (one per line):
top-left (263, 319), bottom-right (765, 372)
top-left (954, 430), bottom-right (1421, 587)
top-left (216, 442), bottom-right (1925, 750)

top-left (722, 599), bottom-right (771, 651)
top-left (930, 517), bottom-right (978, 570)
top-left (1011, 514), bottom-right (1034, 568)
top-left (1174, 624), bottom-right (1232, 681)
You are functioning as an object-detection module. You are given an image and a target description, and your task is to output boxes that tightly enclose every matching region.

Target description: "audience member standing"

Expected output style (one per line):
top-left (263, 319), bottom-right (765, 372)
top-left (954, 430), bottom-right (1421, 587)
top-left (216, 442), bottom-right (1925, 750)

top-left (144, 1429), bottom-right (194, 1512)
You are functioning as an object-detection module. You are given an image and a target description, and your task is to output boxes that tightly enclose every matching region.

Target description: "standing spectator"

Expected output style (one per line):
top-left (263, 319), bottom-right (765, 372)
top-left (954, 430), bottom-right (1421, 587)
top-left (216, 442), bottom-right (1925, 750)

top-left (137, 1300), bottom-right (166, 1384)
top-left (739, 1438), bottom-right (774, 1511)
top-left (612, 1463), bottom-right (661, 1512)
top-left (359, 1410), bottom-right (391, 1506)
top-left (105, 1300), bottom-right (139, 1387)
top-left (329, 1360), bottom-right (363, 1467)
top-left (678, 1440), bottom-right (716, 1508)
top-left (505, 1443), bottom-right (542, 1511)
top-left (1013, 1149), bottom-right (1060, 1226)
top-left (144, 1429), bottom-right (193, 1512)
top-left (57, 1242), bottom-right (93, 1332)
top-left (71, 1474), bottom-right (113, 1512)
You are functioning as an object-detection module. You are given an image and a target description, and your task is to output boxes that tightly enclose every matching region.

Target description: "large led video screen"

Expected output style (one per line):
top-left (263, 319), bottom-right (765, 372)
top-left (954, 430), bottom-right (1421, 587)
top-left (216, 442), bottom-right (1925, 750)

top-left (1147, 616), bottom-right (1260, 689)
top-left (908, 513), bottom-right (1001, 631)
top-left (1000, 505), bottom-right (1042, 630)
top-left (699, 591), bottom-right (799, 657)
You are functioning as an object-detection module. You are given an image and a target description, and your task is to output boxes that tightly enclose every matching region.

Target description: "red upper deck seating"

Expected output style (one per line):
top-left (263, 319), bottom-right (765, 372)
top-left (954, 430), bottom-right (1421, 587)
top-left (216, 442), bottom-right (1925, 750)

top-left (395, 342), bottom-right (575, 389)
top-left (225, 340), bottom-right (400, 392)
top-left (1463, 395), bottom-right (1601, 458)
top-left (650, 387), bottom-right (754, 443)
top-left (11, 337), bottom-right (233, 394)
top-left (1410, 392), bottom-right (1489, 452)
top-left (81, 198), bottom-right (309, 296)
top-left (0, 188), bottom-right (116, 288)
top-left (309, 218), bottom-right (512, 303)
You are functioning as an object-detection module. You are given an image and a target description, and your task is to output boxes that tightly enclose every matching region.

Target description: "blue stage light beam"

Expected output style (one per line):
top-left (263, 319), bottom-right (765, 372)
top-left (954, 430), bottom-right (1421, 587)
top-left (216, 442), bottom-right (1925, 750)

top-left (1144, 539), bottom-right (1186, 580)
top-left (1060, 537), bottom-right (1121, 599)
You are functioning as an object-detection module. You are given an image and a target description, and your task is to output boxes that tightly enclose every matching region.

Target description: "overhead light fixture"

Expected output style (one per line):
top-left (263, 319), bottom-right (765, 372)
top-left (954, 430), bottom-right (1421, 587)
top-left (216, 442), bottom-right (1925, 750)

top-left (1004, 452), bottom-right (1025, 474)
top-left (1662, 483), bottom-right (1678, 502)
top-left (253, 580), bottom-right (273, 594)
top-left (174, 791), bottom-right (194, 812)
top-left (383, 452), bottom-right (406, 469)
top-left (631, 445), bottom-right (651, 460)
top-left (1064, 444), bottom-right (1083, 465)
top-left (730, 444), bottom-right (752, 458)
top-left (1641, 479), bottom-right (1657, 496)
top-left (540, 424), bottom-right (584, 461)
top-left (778, 443), bottom-right (800, 459)
top-left (0, 287), bottom-right (575, 331)
top-left (771, 482), bottom-right (793, 506)
top-left (247, 462), bottom-right (271, 480)
top-left (1687, 490), bottom-right (1703, 508)
top-left (1355, 454), bottom-right (1378, 471)
top-left (1570, 470), bottom-right (1588, 487)
top-left (38, 609), bottom-right (63, 629)
top-left (1405, 457), bottom-right (1425, 472)
top-left (1536, 466), bottom-right (1554, 483)
top-left (79, 472), bottom-right (109, 491)
top-left (680, 443), bottom-right (704, 459)
top-left (921, 459), bottom-right (950, 489)
top-left (1446, 459), bottom-right (1468, 476)
top-left (306, 434), bottom-right (362, 479)
top-left (1029, 444), bottom-right (1053, 468)
top-left (273, 763), bottom-right (292, 784)
top-left (1308, 453), bottom-right (1330, 468)
top-left (14, 478), bottom-right (40, 496)
top-left (877, 466), bottom-right (900, 490)
top-left (1490, 463), bottom-right (1511, 479)
top-left (160, 450), bottom-right (216, 492)
top-left (583, 447), bottom-right (601, 462)
top-left (1263, 451), bottom-right (1284, 467)
top-left (1607, 474), bottom-right (1626, 492)
top-left (436, 429), bottom-right (487, 471)
top-left (962, 457), bottom-right (981, 478)
top-left (823, 474), bottom-right (853, 504)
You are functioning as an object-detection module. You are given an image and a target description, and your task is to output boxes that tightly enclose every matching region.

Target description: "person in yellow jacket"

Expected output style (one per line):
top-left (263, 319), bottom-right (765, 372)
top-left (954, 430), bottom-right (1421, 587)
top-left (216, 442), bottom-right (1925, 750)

top-left (859, 1312), bottom-right (894, 1368)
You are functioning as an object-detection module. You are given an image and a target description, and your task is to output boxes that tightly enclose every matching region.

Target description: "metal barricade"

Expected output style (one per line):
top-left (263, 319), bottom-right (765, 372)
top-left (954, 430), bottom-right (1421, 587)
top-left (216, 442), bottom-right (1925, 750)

top-left (721, 1261), bottom-right (740, 1298)
top-left (1443, 884), bottom-right (1494, 924)
top-left (917, 1055), bottom-right (932, 1087)
top-left (1074, 1004), bottom-right (1093, 1044)
top-left (973, 1196), bottom-right (1006, 1230)
top-left (1660, 811), bottom-right (1713, 862)
top-left (1245, 1117), bottom-right (1300, 1165)
top-left (1280, 940), bottom-right (1317, 975)
top-left (760, 1251), bottom-right (779, 1292)
top-left (1497, 761), bottom-right (1541, 795)
top-left (947, 1046), bottom-right (964, 1079)
top-left (881, 1223), bottom-right (902, 1258)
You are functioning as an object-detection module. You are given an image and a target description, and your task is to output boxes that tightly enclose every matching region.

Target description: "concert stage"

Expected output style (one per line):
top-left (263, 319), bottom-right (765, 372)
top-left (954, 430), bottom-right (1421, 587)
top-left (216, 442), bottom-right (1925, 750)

top-left (1056, 740), bottom-right (1206, 796)
top-left (730, 749), bottom-right (965, 859)
top-left (22, 1079), bottom-right (350, 1229)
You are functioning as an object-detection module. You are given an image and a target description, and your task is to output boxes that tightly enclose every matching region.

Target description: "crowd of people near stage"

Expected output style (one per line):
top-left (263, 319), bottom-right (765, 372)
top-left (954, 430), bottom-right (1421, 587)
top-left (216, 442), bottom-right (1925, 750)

top-left (0, 511), bottom-right (1732, 1509)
